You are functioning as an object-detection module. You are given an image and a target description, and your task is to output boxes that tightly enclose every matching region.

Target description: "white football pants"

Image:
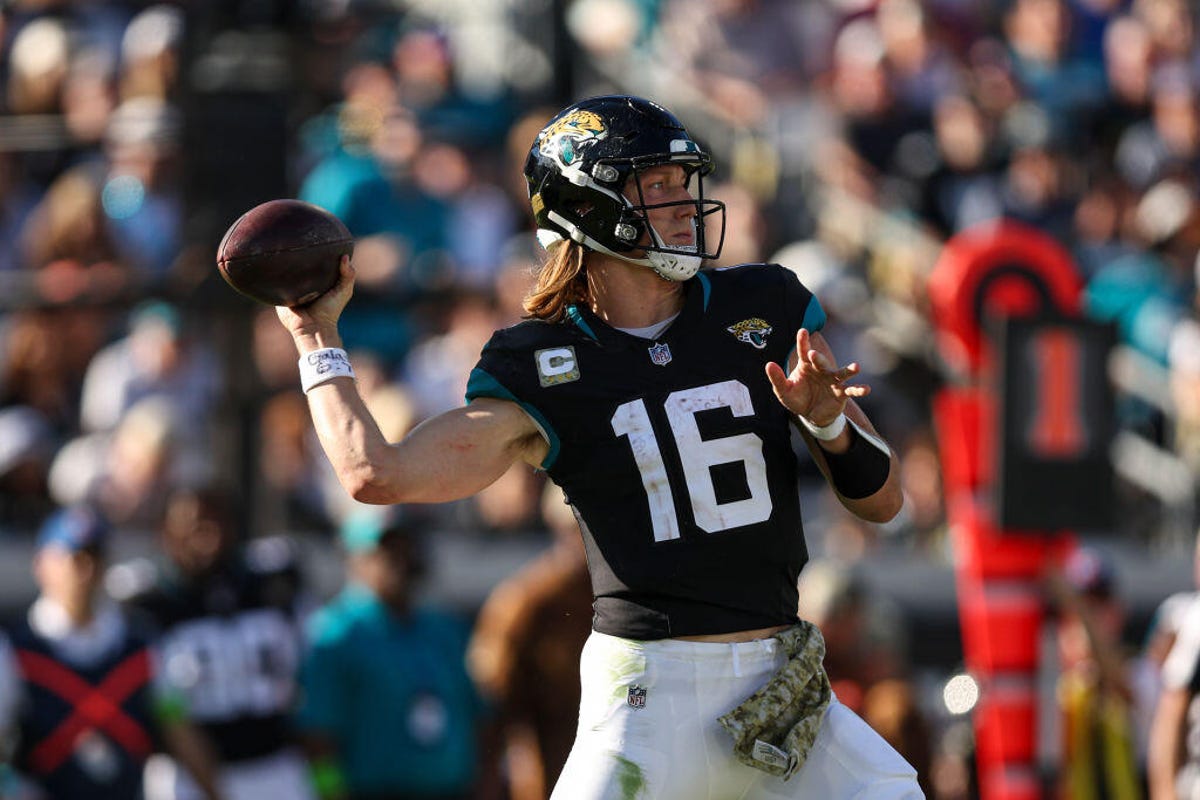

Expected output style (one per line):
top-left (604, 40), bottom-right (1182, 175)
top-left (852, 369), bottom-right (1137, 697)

top-left (551, 630), bottom-right (925, 800)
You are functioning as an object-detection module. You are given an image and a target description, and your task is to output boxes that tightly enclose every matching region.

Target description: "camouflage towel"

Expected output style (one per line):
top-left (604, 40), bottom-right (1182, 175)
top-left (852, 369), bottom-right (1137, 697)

top-left (717, 621), bottom-right (832, 781)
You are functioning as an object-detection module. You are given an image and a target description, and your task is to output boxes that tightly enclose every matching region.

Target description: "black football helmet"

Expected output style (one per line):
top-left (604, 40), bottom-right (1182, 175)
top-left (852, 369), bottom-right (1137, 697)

top-left (523, 95), bottom-right (725, 281)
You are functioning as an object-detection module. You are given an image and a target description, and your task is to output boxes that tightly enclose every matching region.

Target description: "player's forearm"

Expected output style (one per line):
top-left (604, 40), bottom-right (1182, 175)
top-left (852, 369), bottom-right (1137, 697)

top-left (834, 448), bottom-right (903, 523)
top-left (1148, 690), bottom-right (1187, 800)
top-left (305, 379), bottom-right (418, 503)
top-left (804, 400), bottom-right (903, 523)
top-left (161, 722), bottom-right (225, 800)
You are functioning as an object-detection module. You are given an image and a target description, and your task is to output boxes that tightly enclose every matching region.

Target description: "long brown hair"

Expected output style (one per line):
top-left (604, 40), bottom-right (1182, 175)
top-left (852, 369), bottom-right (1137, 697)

top-left (522, 240), bottom-right (590, 322)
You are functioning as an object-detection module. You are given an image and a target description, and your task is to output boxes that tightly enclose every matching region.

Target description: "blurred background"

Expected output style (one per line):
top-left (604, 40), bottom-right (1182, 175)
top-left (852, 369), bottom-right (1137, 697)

top-left (1, 0), bottom-right (1200, 798)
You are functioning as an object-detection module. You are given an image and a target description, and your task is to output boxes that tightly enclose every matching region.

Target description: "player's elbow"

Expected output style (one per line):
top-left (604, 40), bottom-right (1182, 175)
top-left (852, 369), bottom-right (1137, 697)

top-left (866, 491), bottom-right (904, 523)
top-left (340, 465), bottom-right (399, 505)
top-left (846, 486), bottom-right (904, 524)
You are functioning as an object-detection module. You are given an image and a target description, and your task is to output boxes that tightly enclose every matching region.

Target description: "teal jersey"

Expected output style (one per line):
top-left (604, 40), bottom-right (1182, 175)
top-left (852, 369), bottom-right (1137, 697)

top-left (297, 584), bottom-right (482, 795)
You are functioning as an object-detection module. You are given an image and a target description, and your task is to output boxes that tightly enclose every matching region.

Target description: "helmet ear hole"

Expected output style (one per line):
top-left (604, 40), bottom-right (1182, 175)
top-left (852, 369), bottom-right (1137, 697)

top-left (614, 222), bottom-right (641, 243)
top-left (592, 164), bottom-right (620, 183)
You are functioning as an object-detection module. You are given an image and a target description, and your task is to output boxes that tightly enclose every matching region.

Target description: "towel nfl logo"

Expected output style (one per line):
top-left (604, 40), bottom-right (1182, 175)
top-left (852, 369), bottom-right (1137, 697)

top-left (648, 343), bottom-right (672, 366)
top-left (627, 685), bottom-right (647, 709)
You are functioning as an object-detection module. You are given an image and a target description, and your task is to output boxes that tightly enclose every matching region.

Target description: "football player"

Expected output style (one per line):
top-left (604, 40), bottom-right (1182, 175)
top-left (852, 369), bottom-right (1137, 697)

top-left (115, 487), bottom-right (314, 800)
top-left (276, 95), bottom-right (923, 798)
top-left (0, 506), bottom-right (223, 800)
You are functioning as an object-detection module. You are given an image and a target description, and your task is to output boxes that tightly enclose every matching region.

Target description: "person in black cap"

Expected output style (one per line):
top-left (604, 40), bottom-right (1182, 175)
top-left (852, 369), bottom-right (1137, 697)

top-left (0, 505), bottom-right (223, 800)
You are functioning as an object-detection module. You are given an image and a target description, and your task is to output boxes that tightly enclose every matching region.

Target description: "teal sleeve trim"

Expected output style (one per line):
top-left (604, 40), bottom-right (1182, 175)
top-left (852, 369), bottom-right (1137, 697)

top-left (801, 294), bottom-right (827, 333)
top-left (696, 271), bottom-right (711, 311)
top-left (464, 368), bottom-right (561, 470)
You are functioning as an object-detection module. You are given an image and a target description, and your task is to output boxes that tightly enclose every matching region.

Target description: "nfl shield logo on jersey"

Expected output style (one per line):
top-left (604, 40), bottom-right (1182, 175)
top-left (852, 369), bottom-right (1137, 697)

top-left (627, 685), bottom-right (647, 709)
top-left (647, 342), bottom-right (672, 366)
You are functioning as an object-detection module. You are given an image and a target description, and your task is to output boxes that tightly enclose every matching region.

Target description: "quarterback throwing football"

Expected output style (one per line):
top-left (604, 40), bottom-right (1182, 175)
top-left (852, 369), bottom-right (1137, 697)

top-left (277, 95), bottom-right (924, 799)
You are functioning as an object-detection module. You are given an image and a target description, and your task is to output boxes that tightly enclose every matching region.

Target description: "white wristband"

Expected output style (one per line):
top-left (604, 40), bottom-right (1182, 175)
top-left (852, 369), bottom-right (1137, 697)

top-left (299, 347), bottom-right (355, 393)
top-left (798, 412), bottom-right (847, 441)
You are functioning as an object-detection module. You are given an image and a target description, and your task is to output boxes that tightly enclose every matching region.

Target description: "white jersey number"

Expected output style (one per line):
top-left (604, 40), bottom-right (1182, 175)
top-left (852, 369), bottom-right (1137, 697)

top-left (611, 379), bottom-right (772, 542)
top-left (159, 609), bottom-right (300, 720)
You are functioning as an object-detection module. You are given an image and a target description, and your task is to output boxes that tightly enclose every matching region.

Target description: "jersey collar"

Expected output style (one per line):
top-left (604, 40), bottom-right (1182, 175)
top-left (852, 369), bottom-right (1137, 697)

top-left (566, 270), bottom-right (711, 348)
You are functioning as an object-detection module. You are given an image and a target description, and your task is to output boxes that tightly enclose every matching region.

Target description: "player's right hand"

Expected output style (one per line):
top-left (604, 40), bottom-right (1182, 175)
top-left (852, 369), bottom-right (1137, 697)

top-left (276, 256), bottom-right (355, 348)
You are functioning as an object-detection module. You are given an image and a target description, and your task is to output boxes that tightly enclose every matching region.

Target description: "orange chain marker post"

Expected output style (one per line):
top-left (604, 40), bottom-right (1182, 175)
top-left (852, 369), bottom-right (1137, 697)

top-left (928, 220), bottom-right (1115, 800)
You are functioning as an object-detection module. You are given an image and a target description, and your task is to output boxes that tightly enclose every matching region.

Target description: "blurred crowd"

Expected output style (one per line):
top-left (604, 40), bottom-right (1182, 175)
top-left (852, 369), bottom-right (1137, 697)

top-left (2, 0), bottom-right (1200, 798)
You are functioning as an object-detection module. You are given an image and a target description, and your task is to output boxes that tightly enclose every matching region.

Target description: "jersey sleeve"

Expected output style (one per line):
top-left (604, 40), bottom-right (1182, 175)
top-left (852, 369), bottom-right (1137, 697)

top-left (1162, 594), bottom-right (1200, 691)
top-left (464, 328), bottom-right (561, 470)
top-left (777, 263), bottom-right (826, 335)
top-left (766, 263), bottom-right (825, 368)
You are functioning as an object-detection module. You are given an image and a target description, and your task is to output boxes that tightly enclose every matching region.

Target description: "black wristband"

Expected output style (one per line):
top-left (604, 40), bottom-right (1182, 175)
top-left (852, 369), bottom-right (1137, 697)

top-left (822, 421), bottom-right (891, 499)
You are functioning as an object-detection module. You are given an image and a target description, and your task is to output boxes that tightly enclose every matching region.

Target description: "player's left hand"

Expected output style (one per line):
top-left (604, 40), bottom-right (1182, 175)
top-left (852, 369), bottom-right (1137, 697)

top-left (764, 328), bottom-right (870, 426)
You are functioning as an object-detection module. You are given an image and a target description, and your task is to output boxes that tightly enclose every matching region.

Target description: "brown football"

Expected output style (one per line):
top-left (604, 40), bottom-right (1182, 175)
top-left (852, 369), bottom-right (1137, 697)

top-left (216, 199), bottom-right (354, 307)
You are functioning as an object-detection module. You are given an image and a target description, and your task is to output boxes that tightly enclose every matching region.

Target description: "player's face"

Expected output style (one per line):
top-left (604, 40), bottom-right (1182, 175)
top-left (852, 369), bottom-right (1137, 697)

top-left (352, 531), bottom-right (416, 608)
top-left (34, 546), bottom-right (102, 609)
top-left (626, 164), bottom-right (696, 250)
top-left (162, 494), bottom-right (231, 575)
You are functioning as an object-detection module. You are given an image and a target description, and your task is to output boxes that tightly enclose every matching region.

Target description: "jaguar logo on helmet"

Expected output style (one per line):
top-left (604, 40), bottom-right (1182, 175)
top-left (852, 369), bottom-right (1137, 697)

top-left (727, 318), bottom-right (773, 349)
top-left (538, 109), bottom-right (607, 168)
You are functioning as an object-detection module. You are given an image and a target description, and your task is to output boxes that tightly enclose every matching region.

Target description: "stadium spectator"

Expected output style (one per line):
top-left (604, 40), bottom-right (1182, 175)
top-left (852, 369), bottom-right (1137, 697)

top-left (1167, 315), bottom-right (1200, 473)
top-left (0, 506), bottom-right (222, 800)
top-left (1131, 0), bottom-right (1195, 71)
top-left (1150, 587), bottom-right (1200, 799)
top-left (297, 97), bottom-right (442, 363)
top-left (1115, 62), bottom-right (1200, 193)
top-left (401, 289), bottom-right (504, 420)
top-left (917, 93), bottom-right (1006, 237)
top-left (387, 23), bottom-right (516, 148)
top-left (59, 47), bottom-right (118, 154)
top-left (1131, 590), bottom-right (1194, 780)
top-left (48, 395), bottom-right (213, 530)
top-left (100, 96), bottom-right (184, 277)
top-left (1097, 15), bottom-right (1155, 156)
top-left (19, 165), bottom-right (123, 273)
top-left (0, 151), bottom-right (40, 272)
top-left (79, 300), bottom-right (220, 436)
top-left (4, 16), bottom-right (72, 118)
top-left (877, 0), bottom-right (963, 117)
top-left (0, 405), bottom-right (57, 529)
top-left (1085, 177), bottom-right (1197, 368)
top-left (467, 483), bottom-right (594, 800)
top-left (417, 139), bottom-right (520, 292)
top-left (0, 306), bottom-right (111, 445)
top-left (1049, 547), bottom-right (1142, 799)
top-left (113, 487), bottom-right (313, 800)
top-left (1001, 0), bottom-right (1109, 148)
top-left (117, 4), bottom-right (184, 102)
top-left (296, 507), bottom-right (492, 800)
